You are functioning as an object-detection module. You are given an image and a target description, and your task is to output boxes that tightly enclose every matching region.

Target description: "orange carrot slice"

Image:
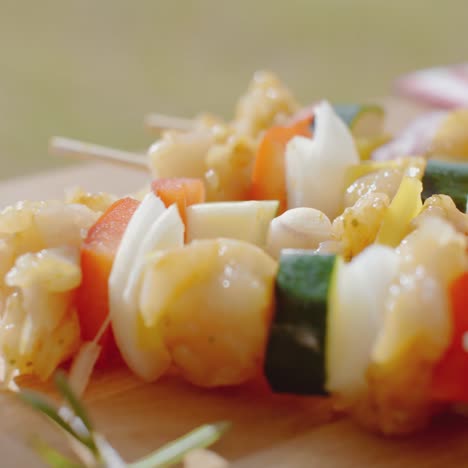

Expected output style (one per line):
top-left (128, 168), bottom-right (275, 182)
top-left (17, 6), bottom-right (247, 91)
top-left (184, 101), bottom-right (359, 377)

top-left (250, 117), bottom-right (312, 213)
top-left (76, 197), bottom-right (140, 364)
top-left (151, 178), bottom-right (206, 226)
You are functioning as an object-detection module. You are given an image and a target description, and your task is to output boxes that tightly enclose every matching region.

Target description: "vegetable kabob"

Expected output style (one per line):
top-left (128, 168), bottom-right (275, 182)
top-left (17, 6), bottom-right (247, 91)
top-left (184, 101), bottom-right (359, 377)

top-left (1, 73), bottom-right (468, 437)
top-left (0, 96), bottom-right (366, 383)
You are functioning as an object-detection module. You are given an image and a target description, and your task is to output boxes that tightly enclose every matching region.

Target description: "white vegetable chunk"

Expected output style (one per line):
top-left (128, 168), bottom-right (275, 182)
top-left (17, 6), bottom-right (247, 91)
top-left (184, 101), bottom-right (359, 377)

top-left (109, 193), bottom-right (184, 381)
top-left (326, 244), bottom-right (399, 396)
top-left (186, 200), bottom-right (278, 247)
top-left (124, 204), bottom-right (185, 304)
top-left (285, 101), bottom-right (359, 218)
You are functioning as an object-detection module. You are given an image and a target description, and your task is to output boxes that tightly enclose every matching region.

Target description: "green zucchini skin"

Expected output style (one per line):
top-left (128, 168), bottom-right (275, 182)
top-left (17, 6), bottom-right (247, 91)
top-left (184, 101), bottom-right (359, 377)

top-left (310, 103), bottom-right (384, 138)
top-left (264, 251), bottom-right (336, 396)
top-left (334, 104), bottom-right (377, 126)
top-left (422, 159), bottom-right (468, 211)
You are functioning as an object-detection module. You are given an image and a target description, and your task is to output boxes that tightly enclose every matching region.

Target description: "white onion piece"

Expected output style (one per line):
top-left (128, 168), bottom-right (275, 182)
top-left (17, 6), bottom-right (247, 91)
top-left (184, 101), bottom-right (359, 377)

top-left (111, 193), bottom-right (166, 282)
top-left (326, 245), bottom-right (399, 396)
top-left (124, 204), bottom-right (184, 304)
top-left (285, 101), bottom-right (359, 219)
top-left (109, 193), bottom-right (184, 381)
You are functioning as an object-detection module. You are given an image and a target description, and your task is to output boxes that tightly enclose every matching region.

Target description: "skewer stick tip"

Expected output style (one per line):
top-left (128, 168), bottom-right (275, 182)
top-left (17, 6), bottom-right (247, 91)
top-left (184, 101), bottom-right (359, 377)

top-left (49, 136), bottom-right (149, 171)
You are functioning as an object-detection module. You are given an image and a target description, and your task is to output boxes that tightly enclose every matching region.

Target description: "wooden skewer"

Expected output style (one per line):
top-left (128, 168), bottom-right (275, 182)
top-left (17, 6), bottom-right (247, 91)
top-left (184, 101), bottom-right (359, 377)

top-left (144, 113), bottom-right (195, 133)
top-left (49, 136), bottom-right (149, 171)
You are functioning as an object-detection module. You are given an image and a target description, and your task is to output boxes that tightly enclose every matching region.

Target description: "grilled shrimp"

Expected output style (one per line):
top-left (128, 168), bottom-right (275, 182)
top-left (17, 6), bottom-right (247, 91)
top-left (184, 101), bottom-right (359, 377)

top-left (329, 192), bottom-right (390, 260)
top-left (234, 71), bottom-right (299, 138)
top-left (0, 201), bottom-right (98, 380)
top-left (204, 133), bottom-right (256, 201)
top-left (353, 216), bottom-right (468, 434)
top-left (139, 238), bottom-right (277, 388)
top-left (413, 194), bottom-right (468, 236)
top-left (65, 187), bottom-right (117, 213)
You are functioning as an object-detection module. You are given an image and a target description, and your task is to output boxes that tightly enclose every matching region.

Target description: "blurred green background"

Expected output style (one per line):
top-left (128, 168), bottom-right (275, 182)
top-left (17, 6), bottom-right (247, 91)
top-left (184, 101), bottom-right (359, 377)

top-left (1, 0), bottom-right (468, 180)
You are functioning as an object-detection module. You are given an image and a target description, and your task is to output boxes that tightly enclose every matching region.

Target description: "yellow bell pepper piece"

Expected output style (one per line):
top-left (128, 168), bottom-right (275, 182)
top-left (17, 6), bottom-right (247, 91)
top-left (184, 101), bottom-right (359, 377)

top-left (376, 176), bottom-right (423, 247)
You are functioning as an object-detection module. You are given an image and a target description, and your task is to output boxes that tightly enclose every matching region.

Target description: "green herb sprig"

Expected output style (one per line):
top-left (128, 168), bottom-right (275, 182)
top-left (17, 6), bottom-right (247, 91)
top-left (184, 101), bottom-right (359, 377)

top-left (19, 372), bottom-right (230, 468)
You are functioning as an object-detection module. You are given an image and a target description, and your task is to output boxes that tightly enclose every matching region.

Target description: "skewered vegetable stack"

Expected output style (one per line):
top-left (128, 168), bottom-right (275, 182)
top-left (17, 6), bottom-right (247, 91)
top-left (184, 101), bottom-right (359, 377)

top-left (1, 72), bottom-right (468, 436)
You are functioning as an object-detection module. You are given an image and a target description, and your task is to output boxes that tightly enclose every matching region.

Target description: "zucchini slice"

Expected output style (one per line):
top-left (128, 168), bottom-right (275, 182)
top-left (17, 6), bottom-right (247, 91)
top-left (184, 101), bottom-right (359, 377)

top-left (422, 159), bottom-right (468, 211)
top-left (334, 104), bottom-right (385, 138)
top-left (264, 251), bottom-right (337, 395)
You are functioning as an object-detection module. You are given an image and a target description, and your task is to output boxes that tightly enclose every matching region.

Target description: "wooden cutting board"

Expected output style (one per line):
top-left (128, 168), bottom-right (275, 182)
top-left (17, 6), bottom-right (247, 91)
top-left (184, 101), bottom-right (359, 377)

top-left (2, 97), bottom-right (465, 468)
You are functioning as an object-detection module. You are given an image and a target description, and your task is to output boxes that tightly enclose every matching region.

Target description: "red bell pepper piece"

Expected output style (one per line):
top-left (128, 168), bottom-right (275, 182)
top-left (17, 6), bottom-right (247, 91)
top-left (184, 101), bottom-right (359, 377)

top-left (431, 272), bottom-right (468, 401)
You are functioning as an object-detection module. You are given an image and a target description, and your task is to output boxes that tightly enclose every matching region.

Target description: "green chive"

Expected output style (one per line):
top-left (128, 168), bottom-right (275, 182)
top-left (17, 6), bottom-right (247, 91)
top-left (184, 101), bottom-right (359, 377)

top-left (19, 390), bottom-right (83, 444)
top-left (54, 371), bottom-right (93, 432)
top-left (129, 421), bottom-right (231, 468)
